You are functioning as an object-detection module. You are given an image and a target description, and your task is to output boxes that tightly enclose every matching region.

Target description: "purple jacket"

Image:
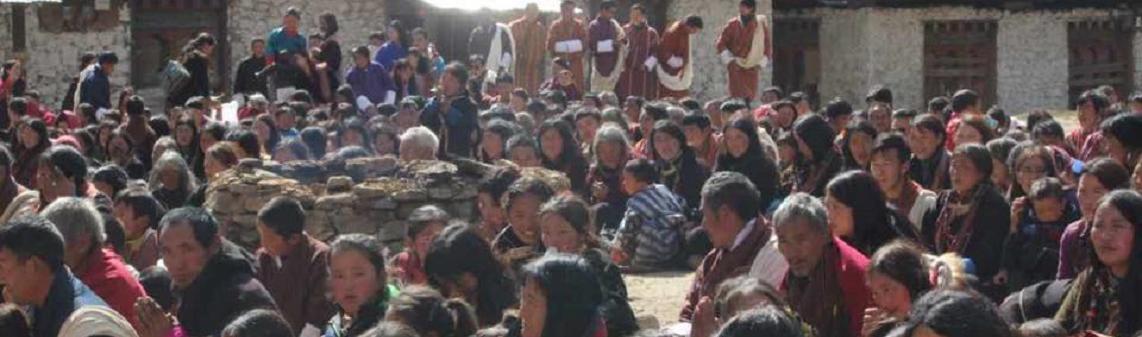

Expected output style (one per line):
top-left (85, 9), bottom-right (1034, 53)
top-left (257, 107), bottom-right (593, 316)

top-left (345, 63), bottom-right (396, 105)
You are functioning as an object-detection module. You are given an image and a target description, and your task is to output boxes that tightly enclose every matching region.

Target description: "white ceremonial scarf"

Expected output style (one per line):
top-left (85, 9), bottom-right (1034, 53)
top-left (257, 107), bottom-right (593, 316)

top-left (656, 36), bottom-right (694, 91)
top-left (485, 22), bottom-right (518, 83)
top-left (731, 15), bottom-right (769, 69)
top-left (591, 18), bottom-right (626, 92)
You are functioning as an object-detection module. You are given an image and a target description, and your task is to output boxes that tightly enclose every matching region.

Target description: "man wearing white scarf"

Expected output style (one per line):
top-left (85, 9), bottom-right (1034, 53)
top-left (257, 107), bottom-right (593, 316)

top-left (656, 16), bottom-right (704, 99)
top-left (588, 1), bottom-right (625, 92)
top-left (716, 0), bottom-right (771, 102)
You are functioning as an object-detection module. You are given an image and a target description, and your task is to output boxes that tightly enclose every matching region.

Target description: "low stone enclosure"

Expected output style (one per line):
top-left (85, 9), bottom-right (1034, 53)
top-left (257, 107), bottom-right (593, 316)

top-left (204, 156), bottom-right (570, 253)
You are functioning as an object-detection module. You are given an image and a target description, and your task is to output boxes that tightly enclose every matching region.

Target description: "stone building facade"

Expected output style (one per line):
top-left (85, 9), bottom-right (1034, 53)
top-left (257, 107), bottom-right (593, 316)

top-left (0, 0), bottom-right (764, 107)
top-left (0, 4), bottom-right (132, 108)
top-left (773, 3), bottom-right (1142, 114)
top-left (8, 0), bottom-right (1135, 115)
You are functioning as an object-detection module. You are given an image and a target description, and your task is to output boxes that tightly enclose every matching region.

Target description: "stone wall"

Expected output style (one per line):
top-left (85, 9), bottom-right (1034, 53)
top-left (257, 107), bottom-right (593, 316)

top-left (0, 4), bottom-right (131, 108)
top-left (779, 6), bottom-right (1132, 114)
top-left (226, 0), bottom-right (388, 89)
top-left (1135, 29), bottom-right (1142, 94)
top-left (0, 6), bottom-right (10, 61)
top-left (667, 0), bottom-right (773, 102)
top-left (205, 157), bottom-right (570, 252)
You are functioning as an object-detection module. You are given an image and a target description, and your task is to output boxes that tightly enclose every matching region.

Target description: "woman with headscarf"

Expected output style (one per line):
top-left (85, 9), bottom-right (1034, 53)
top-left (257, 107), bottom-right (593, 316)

top-left (715, 117), bottom-right (780, 211)
top-left (921, 144), bottom-right (1010, 300)
top-left (789, 114), bottom-right (841, 197)
top-left (649, 120), bottom-right (709, 213)
top-left (538, 119), bottom-right (589, 198)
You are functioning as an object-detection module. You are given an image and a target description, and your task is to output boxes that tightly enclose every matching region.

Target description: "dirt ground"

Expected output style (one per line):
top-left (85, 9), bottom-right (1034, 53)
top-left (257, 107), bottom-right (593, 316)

top-left (626, 271), bottom-right (694, 329)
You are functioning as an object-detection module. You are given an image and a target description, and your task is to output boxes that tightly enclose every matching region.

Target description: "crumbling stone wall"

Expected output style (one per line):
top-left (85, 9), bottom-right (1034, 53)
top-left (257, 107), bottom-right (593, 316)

top-left (206, 157), bottom-right (569, 253)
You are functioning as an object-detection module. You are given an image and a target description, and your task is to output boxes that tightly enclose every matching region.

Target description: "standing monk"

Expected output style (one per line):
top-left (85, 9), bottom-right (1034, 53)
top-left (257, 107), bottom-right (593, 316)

top-left (547, 0), bottom-right (588, 90)
top-left (656, 16), bottom-right (703, 99)
top-left (510, 3), bottom-right (548, 95)
top-left (588, 0), bottom-right (624, 93)
top-left (615, 4), bottom-right (659, 100)
top-left (717, 0), bottom-right (771, 102)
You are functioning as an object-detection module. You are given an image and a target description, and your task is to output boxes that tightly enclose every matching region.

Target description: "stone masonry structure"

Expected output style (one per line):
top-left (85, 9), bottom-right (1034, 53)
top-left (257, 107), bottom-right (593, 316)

top-left (205, 156), bottom-right (568, 252)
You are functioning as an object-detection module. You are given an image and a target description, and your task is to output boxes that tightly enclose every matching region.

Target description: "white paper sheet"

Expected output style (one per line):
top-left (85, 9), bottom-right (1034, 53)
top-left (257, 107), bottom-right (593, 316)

top-left (384, 91), bottom-right (396, 105)
top-left (275, 86), bottom-right (296, 102)
top-left (643, 56), bottom-right (658, 71)
top-left (720, 50), bottom-right (734, 65)
top-left (500, 53), bottom-right (513, 70)
top-left (220, 101), bottom-right (239, 125)
top-left (561, 39), bottom-right (583, 53)
top-left (555, 41), bottom-right (570, 53)
top-left (597, 39), bottom-right (614, 53)
top-left (356, 96), bottom-right (373, 111)
top-left (95, 108), bottom-right (111, 121)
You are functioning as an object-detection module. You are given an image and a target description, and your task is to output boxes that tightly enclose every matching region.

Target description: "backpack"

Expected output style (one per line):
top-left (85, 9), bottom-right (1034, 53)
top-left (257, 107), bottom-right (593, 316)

top-left (160, 59), bottom-right (190, 96)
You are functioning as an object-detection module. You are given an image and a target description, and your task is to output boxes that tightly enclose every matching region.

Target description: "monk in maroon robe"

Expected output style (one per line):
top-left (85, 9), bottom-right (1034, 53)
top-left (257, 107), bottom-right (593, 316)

top-left (547, 0), bottom-right (588, 90)
top-left (615, 4), bottom-right (659, 100)
top-left (716, 0), bottom-right (771, 102)
top-left (657, 16), bottom-right (703, 99)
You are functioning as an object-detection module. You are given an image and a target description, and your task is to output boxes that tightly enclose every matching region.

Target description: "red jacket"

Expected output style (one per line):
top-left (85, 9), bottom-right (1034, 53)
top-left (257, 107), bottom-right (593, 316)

top-left (76, 248), bottom-right (148, 332)
top-left (832, 237), bottom-right (872, 337)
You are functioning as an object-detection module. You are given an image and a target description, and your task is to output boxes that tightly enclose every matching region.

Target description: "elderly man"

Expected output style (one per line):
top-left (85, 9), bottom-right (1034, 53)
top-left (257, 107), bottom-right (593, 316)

top-left (41, 197), bottom-right (146, 331)
top-left (0, 214), bottom-right (107, 337)
top-left (399, 126), bottom-right (440, 161)
top-left (773, 193), bottom-right (871, 337)
top-left (139, 207), bottom-right (277, 337)
top-left (680, 172), bottom-right (784, 325)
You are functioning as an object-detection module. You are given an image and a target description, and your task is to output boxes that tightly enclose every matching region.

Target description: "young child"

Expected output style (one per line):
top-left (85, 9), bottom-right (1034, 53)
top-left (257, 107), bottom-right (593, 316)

top-left (391, 205), bottom-right (449, 286)
top-left (491, 177), bottom-right (555, 275)
top-left (612, 158), bottom-right (688, 272)
top-left (112, 188), bottom-right (166, 270)
top-left (1002, 177), bottom-right (1081, 289)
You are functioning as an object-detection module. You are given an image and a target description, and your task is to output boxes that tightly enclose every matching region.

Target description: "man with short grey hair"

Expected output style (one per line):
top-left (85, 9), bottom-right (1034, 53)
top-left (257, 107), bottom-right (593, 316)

top-left (41, 197), bottom-right (147, 330)
top-left (773, 192), bottom-right (871, 337)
